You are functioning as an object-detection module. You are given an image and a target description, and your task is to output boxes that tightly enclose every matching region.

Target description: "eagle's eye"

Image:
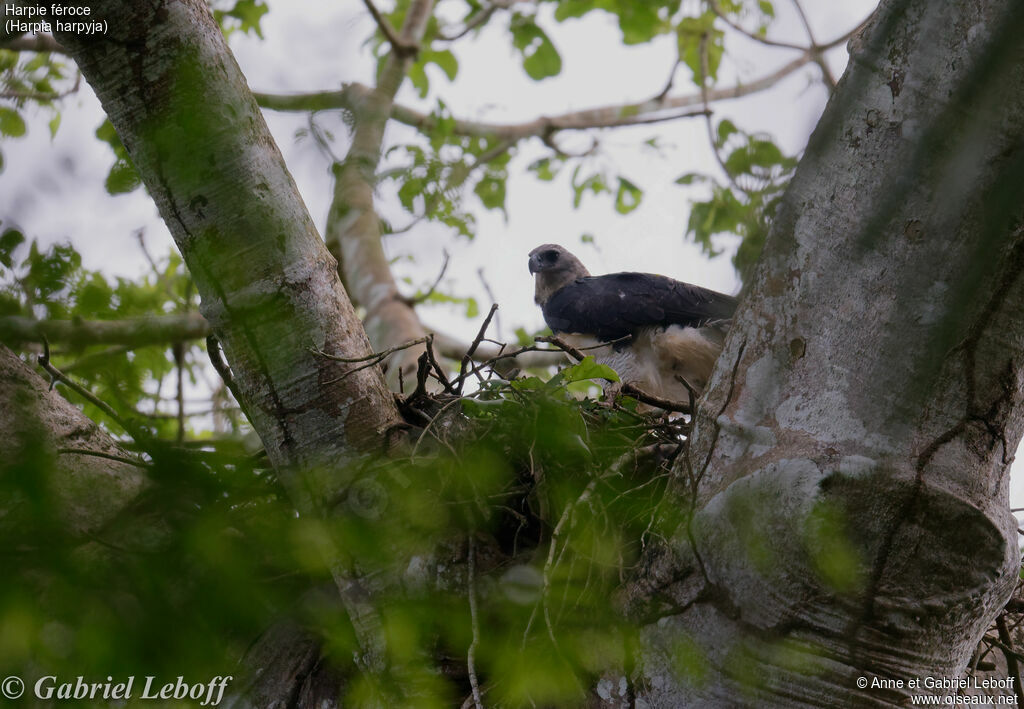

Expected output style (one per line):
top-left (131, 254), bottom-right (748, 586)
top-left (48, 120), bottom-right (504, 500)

top-left (541, 249), bottom-right (560, 262)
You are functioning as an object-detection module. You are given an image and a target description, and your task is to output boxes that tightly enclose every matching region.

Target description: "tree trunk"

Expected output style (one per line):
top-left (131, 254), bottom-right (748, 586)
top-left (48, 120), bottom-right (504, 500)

top-left (29, 0), bottom-right (402, 492)
top-left (0, 344), bottom-right (147, 542)
top-left (29, 0), bottom-right (405, 678)
top-left (622, 1), bottom-right (1024, 705)
top-left (324, 0), bottom-right (436, 390)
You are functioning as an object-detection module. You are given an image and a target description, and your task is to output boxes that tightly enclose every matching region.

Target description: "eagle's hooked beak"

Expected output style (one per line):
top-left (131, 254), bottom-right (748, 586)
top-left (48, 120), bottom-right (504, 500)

top-left (528, 253), bottom-right (543, 274)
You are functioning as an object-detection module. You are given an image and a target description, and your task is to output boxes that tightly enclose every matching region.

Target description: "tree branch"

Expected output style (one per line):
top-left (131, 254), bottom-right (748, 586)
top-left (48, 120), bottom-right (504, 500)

top-left (435, 0), bottom-right (533, 42)
top-left (256, 51), bottom-right (822, 139)
top-left (361, 0), bottom-right (420, 57)
top-left (0, 312), bottom-right (211, 348)
top-left (324, 0), bottom-right (437, 390)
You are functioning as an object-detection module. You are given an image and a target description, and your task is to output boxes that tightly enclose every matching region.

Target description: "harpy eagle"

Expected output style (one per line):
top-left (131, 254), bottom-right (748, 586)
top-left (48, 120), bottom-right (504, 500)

top-left (528, 244), bottom-right (737, 403)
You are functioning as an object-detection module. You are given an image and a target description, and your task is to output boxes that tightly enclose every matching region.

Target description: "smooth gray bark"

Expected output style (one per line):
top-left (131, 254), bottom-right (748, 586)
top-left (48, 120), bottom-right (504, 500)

top-left (621, 1), bottom-right (1024, 706)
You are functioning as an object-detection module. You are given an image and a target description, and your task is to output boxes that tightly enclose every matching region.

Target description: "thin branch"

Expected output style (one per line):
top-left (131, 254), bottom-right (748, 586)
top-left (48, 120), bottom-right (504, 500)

top-left (254, 51), bottom-right (823, 139)
top-left (435, 0), bottom-right (531, 42)
top-left (0, 72), bottom-right (81, 102)
top-left (698, 30), bottom-right (746, 195)
top-left (621, 383), bottom-right (692, 415)
top-left (542, 131), bottom-right (599, 159)
top-left (361, 0), bottom-right (420, 57)
top-left (173, 342), bottom-right (186, 444)
top-left (437, 4), bottom-right (498, 41)
top-left (312, 335), bottom-right (430, 364)
top-left (315, 335), bottom-right (432, 384)
top-left (403, 249), bottom-right (450, 306)
top-left (708, 0), bottom-right (807, 51)
top-left (424, 334), bottom-right (456, 394)
top-left (535, 335), bottom-right (586, 362)
top-left (456, 303), bottom-right (499, 394)
top-left (790, 0), bottom-right (838, 87)
top-left (57, 448), bottom-right (150, 468)
top-left (38, 339), bottom-right (148, 442)
top-left (0, 313), bottom-right (211, 348)
top-left (433, 332), bottom-right (564, 372)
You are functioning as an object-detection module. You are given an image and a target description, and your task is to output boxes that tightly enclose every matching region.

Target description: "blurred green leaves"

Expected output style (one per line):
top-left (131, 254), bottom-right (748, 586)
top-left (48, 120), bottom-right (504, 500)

top-left (680, 118), bottom-right (797, 278)
top-left (510, 15), bottom-right (563, 80)
top-left (96, 120), bottom-right (142, 195)
top-left (0, 233), bottom-right (213, 440)
top-left (0, 47), bottom-right (70, 171)
top-left (212, 0), bottom-right (270, 38)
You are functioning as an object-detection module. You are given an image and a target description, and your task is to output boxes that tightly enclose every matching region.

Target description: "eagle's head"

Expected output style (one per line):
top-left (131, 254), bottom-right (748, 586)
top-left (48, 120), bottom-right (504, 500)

top-left (528, 243), bottom-right (590, 305)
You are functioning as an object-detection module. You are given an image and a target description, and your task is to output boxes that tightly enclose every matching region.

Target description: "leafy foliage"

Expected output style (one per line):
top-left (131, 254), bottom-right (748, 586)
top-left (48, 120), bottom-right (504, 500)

top-left (96, 120), bottom-right (142, 195)
top-left (509, 14), bottom-right (563, 80)
top-left (0, 232), bottom-right (230, 441)
top-left (211, 0), bottom-right (271, 37)
top-left (679, 118), bottom-right (797, 279)
top-left (0, 47), bottom-right (70, 170)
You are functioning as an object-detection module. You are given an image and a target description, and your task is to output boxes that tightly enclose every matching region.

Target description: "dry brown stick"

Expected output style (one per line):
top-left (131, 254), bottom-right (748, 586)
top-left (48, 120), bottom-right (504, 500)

top-left (37, 338), bottom-right (146, 441)
top-left (311, 335), bottom-right (430, 364)
top-left (424, 334), bottom-right (456, 394)
top-left (456, 303), bottom-right (500, 394)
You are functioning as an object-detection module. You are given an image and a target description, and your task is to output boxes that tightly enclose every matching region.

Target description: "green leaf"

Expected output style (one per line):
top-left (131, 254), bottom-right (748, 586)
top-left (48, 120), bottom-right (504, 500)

top-left (215, 0), bottom-right (270, 37)
top-left (615, 2), bottom-right (665, 45)
top-left (614, 177), bottom-right (643, 214)
top-left (527, 157), bottom-right (562, 181)
top-left (558, 357), bottom-right (620, 384)
top-left (106, 159), bottom-right (142, 195)
top-left (716, 119), bottom-right (738, 146)
top-left (0, 107), bottom-right (27, 138)
top-left (423, 49), bottom-right (458, 81)
top-left (510, 17), bottom-right (562, 81)
top-left (407, 61), bottom-right (430, 98)
top-left (674, 172), bottom-right (706, 185)
top-left (571, 166), bottom-right (609, 208)
top-left (0, 228), bottom-right (25, 268)
top-left (48, 113), bottom-right (61, 139)
top-left (76, 273), bottom-right (113, 316)
top-left (474, 174), bottom-right (507, 213)
top-left (676, 14), bottom-right (724, 82)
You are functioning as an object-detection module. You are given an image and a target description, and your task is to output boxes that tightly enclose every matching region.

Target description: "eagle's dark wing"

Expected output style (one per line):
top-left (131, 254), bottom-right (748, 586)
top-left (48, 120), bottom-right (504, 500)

top-left (542, 272), bottom-right (737, 341)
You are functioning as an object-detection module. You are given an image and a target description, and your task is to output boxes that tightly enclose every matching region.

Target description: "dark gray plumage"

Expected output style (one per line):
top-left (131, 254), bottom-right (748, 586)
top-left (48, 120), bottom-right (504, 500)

top-left (528, 243), bottom-right (737, 401)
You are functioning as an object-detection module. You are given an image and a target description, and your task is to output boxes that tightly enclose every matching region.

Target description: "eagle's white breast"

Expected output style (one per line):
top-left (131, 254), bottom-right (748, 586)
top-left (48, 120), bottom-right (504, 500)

top-left (560, 325), bottom-right (721, 401)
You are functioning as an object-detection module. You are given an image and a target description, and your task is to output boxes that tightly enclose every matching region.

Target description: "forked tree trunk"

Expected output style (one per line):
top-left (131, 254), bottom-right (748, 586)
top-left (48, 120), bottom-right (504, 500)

top-left (622, 1), bottom-right (1024, 705)
top-left (16, 0), bottom-right (1024, 706)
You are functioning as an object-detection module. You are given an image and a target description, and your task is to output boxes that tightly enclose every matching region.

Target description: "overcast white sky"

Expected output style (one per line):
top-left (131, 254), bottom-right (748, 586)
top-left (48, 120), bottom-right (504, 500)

top-left (8, 1), bottom-right (1021, 504)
